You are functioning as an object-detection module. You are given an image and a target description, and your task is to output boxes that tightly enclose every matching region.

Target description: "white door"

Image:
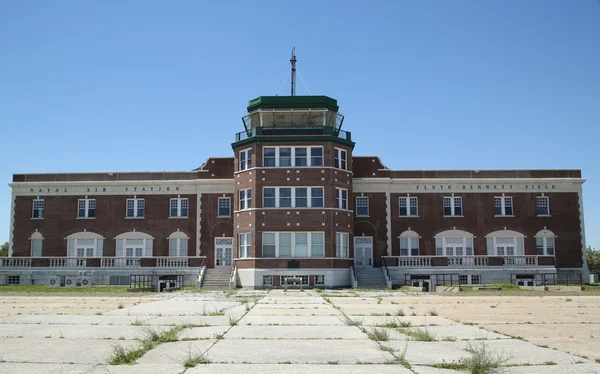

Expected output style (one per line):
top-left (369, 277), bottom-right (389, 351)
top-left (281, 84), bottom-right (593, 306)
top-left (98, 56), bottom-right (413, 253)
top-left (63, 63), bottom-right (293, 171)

top-left (215, 238), bottom-right (233, 267)
top-left (354, 237), bottom-right (373, 268)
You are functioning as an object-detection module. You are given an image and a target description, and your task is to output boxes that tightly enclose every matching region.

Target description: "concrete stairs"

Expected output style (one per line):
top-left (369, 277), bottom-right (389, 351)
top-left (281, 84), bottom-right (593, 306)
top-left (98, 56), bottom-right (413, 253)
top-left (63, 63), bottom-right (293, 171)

top-left (356, 268), bottom-right (387, 289)
top-left (201, 268), bottom-right (231, 290)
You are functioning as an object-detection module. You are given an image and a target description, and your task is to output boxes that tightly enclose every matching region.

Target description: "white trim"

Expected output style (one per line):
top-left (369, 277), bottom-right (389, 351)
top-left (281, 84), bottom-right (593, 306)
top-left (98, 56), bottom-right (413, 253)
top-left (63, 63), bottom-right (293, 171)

top-left (334, 148), bottom-right (348, 170)
top-left (262, 232), bottom-right (325, 258)
top-left (494, 196), bottom-right (513, 216)
top-left (263, 186), bottom-right (324, 209)
top-left (126, 198), bottom-right (145, 218)
top-left (239, 147), bottom-right (253, 171)
top-left (536, 196), bottom-right (550, 216)
top-left (239, 189), bottom-right (252, 210)
top-left (353, 178), bottom-right (585, 194)
top-left (399, 196), bottom-right (418, 217)
top-left (77, 198), bottom-right (96, 218)
top-left (197, 192), bottom-right (202, 256)
top-left (32, 198), bottom-right (44, 219)
top-left (8, 189), bottom-right (15, 257)
top-left (485, 230), bottom-right (524, 238)
top-left (385, 189), bottom-right (392, 256)
top-left (262, 146), bottom-right (324, 168)
top-left (115, 231), bottom-right (154, 240)
top-left (168, 231), bottom-right (189, 240)
top-left (169, 197), bottom-right (189, 218)
top-left (335, 188), bottom-right (348, 210)
top-left (67, 231), bottom-right (104, 240)
top-left (443, 196), bottom-right (462, 217)
top-left (215, 237), bottom-right (233, 267)
top-left (355, 196), bottom-right (369, 216)
top-left (579, 188), bottom-right (589, 279)
top-left (217, 197), bottom-right (231, 217)
top-left (336, 232), bottom-right (349, 258)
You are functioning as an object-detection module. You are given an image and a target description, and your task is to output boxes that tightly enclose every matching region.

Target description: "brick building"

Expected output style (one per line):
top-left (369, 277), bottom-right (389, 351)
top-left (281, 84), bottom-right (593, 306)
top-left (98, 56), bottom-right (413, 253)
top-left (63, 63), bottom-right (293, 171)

top-left (1, 95), bottom-right (588, 289)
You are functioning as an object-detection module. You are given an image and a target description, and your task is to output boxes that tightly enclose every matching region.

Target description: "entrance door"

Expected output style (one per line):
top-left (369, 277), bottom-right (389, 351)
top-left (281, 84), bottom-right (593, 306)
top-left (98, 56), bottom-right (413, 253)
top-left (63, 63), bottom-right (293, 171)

top-left (354, 236), bottom-right (373, 268)
top-left (215, 238), bottom-right (233, 267)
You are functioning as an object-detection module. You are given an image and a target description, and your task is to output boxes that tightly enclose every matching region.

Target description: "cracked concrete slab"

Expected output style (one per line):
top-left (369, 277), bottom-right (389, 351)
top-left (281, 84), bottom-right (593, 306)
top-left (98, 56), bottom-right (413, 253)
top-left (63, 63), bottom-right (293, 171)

top-left (136, 340), bottom-right (216, 365)
top-left (226, 325), bottom-right (367, 340)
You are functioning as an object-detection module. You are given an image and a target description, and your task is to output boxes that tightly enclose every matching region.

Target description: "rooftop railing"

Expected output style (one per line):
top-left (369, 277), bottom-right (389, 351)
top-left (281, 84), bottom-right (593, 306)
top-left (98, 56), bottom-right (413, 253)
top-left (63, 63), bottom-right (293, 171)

top-left (383, 255), bottom-right (555, 268)
top-left (235, 125), bottom-right (352, 142)
top-left (0, 256), bottom-right (206, 269)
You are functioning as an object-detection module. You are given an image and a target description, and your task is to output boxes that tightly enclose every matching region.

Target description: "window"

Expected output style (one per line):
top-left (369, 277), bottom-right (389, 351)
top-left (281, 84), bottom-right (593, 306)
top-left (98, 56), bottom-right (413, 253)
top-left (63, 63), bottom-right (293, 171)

top-left (334, 148), bottom-right (347, 170)
top-left (494, 197), bottom-right (513, 216)
top-left (32, 199), bottom-right (44, 218)
top-left (315, 275), bottom-right (325, 285)
top-left (218, 197), bottom-right (231, 217)
top-left (67, 232), bottom-right (104, 258)
top-left (115, 231), bottom-right (152, 257)
top-left (170, 198), bottom-right (189, 218)
top-left (261, 232), bottom-right (324, 257)
top-left (399, 197), bottom-right (418, 216)
top-left (335, 188), bottom-right (348, 210)
top-left (443, 197), bottom-right (462, 216)
top-left (262, 275), bottom-right (273, 287)
top-left (336, 232), bottom-right (349, 257)
top-left (239, 233), bottom-right (251, 258)
top-left (281, 275), bottom-right (309, 286)
top-left (399, 230), bottom-right (420, 256)
top-left (126, 198), bottom-right (145, 218)
top-left (30, 231), bottom-right (43, 257)
top-left (262, 146), bottom-right (323, 167)
top-left (459, 275), bottom-right (481, 285)
top-left (356, 196), bottom-right (369, 216)
top-left (239, 189), bottom-right (252, 210)
top-left (77, 199), bottom-right (96, 218)
top-left (7, 275), bottom-right (20, 285)
top-left (485, 230), bottom-right (525, 257)
top-left (535, 229), bottom-right (555, 256)
top-left (262, 187), bottom-right (324, 208)
top-left (239, 148), bottom-right (253, 171)
top-left (435, 230), bottom-right (474, 256)
top-left (537, 196), bottom-right (550, 216)
top-left (169, 231), bottom-right (189, 257)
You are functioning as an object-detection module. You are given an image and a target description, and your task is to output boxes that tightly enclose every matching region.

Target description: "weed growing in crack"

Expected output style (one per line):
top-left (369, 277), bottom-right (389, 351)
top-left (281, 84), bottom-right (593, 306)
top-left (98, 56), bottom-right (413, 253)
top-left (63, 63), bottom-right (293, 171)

top-left (398, 327), bottom-right (436, 342)
top-left (340, 315), bottom-right (363, 326)
top-left (365, 327), bottom-right (390, 342)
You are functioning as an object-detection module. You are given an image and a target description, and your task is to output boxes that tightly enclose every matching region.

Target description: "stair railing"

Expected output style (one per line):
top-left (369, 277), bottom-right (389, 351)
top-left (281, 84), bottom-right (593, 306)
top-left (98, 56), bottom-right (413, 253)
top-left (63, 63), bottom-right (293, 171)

top-left (351, 266), bottom-right (358, 288)
top-left (229, 262), bottom-right (238, 290)
top-left (196, 265), bottom-right (207, 290)
top-left (381, 257), bottom-right (393, 289)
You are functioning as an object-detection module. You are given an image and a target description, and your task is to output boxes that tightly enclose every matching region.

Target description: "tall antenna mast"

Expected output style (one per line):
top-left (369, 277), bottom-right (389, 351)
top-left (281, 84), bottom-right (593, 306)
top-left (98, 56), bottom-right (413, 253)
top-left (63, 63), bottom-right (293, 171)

top-left (290, 47), bottom-right (297, 96)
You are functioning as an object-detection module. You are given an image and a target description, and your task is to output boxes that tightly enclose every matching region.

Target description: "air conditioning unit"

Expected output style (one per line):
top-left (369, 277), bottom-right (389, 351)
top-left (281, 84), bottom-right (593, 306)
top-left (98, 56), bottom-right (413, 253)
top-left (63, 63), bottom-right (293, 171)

top-left (64, 276), bottom-right (77, 288)
top-left (48, 276), bottom-right (61, 288)
top-left (79, 277), bottom-right (92, 288)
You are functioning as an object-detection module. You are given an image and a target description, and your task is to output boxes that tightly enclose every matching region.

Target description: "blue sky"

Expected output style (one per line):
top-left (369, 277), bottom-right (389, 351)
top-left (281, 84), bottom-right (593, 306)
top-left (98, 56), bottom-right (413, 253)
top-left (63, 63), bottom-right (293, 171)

top-left (0, 1), bottom-right (598, 250)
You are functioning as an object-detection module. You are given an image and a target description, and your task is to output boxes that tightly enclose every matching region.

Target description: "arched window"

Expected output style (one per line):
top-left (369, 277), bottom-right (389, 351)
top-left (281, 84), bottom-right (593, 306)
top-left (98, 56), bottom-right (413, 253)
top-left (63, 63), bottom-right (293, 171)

top-left (168, 231), bottom-right (189, 257)
top-left (115, 231), bottom-right (153, 257)
top-left (30, 231), bottom-right (43, 257)
top-left (67, 231), bottom-right (104, 257)
top-left (399, 230), bottom-right (420, 256)
top-left (535, 229), bottom-right (555, 256)
top-left (485, 230), bottom-right (524, 256)
top-left (435, 230), bottom-right (474, 256)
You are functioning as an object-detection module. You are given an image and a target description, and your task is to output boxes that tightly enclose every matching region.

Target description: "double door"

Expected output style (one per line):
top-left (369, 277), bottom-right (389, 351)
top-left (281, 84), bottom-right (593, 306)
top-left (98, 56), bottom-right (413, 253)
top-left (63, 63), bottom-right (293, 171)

top-left (215, 238), bottom-right (233, 267)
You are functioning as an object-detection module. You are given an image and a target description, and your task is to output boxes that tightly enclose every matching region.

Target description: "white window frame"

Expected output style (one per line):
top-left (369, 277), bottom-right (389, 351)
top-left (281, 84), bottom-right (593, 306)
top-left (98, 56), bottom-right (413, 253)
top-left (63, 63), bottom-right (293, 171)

top-left (262, 146), bottom-right (324, 168)
top-left (218, 197), bottom-right (231, 217)
top-left (239, 233), bottom-right (251, 258)
top-left (115, 231), bottom-right (153, 257)
top-left (314, 275), bottom-right (325, 285)
top-left (262, 187), bottom-right (324, 208)
top-left (355, 196), bottom-right (369, 216)
top-left (334, 148), bottom-right (347, 170)
top-left (443, 196), bottom-right (463, 217)
top-left (281, 275), bottom-right (309, 286)
top-left (126, 198), bottom-right (145, 218)
top-left (170, 197), bottom-right (189, 218)
top-left (32, 199), bottom-right (44, 219)
top-left (536, 196), bottom-right (550, 216)
top-left (399, 196), bottom-right (418, 217)
top-left (435, 230), bottom-right (474, 256)
top-left (459, 274), bottom-right (481, 285)
top-left (399, 230), bottom-right (420, 256)
top-left (535, 229), bottom-right (555, 256)
top-left (77, 198), bottom-right (96, 218)
top-left (67, 231), bottom-right (104, 258)
top-left (239, 148), bottom-right (253, 171)
top-left (485, 230), bottom-right (525, 257)
top-left (239, 189), bottom-right (252, 210)
top-left (168, 231), bottom-right (189, 257)
top-left (261, 232), bottom-right (325, 258)
top-left (494, 196), bottom-right (513, 216)
top-left (335, 188), bottom-right (348, 210)
top-left (262, 275), bottom-right (273, 287)
top-left (336, 232), bottom-right (349, 258)
top-left (30, 231), bottom-right (43, 257)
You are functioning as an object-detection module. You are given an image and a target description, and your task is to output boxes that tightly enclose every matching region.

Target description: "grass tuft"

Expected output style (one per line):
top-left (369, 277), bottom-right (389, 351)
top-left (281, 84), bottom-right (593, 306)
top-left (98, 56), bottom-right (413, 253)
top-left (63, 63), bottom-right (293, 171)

top-left (463, 340), bottom-right (510, 373)
top-left (340, 315), bottom-right (363, 326)
top-left (399, 327), bottom-right (436, 342)
top-left (365, 327), bottom-right (390, 342)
